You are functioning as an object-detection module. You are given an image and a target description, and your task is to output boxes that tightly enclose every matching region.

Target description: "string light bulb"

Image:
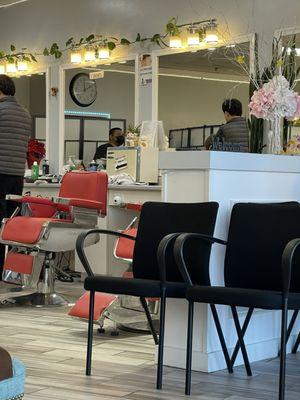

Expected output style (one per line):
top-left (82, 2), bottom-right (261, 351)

top-left (98, 44), bottom-right (110, 60)
top-left (187, 25), bottom-right (200, 47)
top-left (84, 46), bottom-right (96, 62)
top-left (17, 61), bottom-right (28, 71)
top-left (6, 62), bottom-right (17, 73)
top-left (169, 35), bottom-right (182, 49)
top-left (71, 48), bottom-right (82, 64)
top-left (205, 20), bottom-right (219, 44)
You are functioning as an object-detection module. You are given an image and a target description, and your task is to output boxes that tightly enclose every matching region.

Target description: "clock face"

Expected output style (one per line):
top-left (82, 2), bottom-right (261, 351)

top-left (69, 73), bottom-right (97, 107)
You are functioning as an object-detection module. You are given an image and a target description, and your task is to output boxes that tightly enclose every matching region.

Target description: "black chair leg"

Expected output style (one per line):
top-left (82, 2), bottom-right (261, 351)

top-left (230, 308), bottom-right (254, 368)
top-left (140, 297), bottom-right (159, 345)
top-left (278, 310), bottom-right (299, 356)
top-left (185, 301), bottom-right (194, 396)
top-left (210, 304), bottom-right (233, 373)
top-left (279, 301), bottom-right (288, 400)
top-left (231, 306), bottom-right (252, 376)
top-left (156, 291), bottom-right (166, 390)
top-left (292, 331), bottom-right (300, 354)
top-left (86, 290), bottom-right (95, 376)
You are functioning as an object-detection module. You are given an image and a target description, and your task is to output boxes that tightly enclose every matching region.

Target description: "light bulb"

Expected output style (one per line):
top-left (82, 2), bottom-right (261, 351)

top-left (6, 63), bottom-right (17, 73)
top-left (17, 61), bottom-right (28, 71)
top-left (187, 26), bottom-right (200, 47)
top-left (169, 35), bottom-right (182, 49)
top-left (71, 50), bottom-right (82, 64)
top-left (84, 47), bottom-right (96, 62)
top-left (205, 21), bottom-right (219, 44)
top-left (0, 64), bottom-right (5, 74)
top-left (98, 45), bottom-right (110, 60)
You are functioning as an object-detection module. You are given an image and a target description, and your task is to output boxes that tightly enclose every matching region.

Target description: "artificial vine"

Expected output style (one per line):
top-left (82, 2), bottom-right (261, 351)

top-left (0, 17), bottom-right (216, 66)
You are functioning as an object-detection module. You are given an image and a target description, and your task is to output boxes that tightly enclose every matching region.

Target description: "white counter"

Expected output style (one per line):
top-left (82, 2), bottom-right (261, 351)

top-left (159, 150), bottom-right (300, 373)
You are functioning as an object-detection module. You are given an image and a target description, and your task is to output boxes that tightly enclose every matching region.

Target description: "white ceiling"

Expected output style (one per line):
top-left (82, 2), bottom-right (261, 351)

top-left (0, 0), bottom-right (29, 8)
top-left (159, 43), bottom-right (250, 76)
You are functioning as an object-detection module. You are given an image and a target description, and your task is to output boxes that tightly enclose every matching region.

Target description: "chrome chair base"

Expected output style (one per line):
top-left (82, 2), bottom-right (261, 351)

top-left (12, 292), bottom-right (69, 307)
top-left (0, 283), bottom-right (36, 303)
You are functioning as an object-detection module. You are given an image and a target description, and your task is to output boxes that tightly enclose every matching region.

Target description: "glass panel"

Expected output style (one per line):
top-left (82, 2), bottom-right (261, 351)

top-left (65, 118), bottom-right (80, 140)
top-left (111, 120), bottom-right (125, 131)
top-left (190, 128), bottom-right (204, 147)
top-left (65, 142), bottom-right (79, 163)
top-left (84, 119), bottom-right (109, 141)
top-left (83, 142), bottom-right (98, 165)
top-left (182, 129), bottom-right (188, 147)
top-left (169, 131), bottom-right (182, 148)
top-left (35, 117), bottom-right (46, 140)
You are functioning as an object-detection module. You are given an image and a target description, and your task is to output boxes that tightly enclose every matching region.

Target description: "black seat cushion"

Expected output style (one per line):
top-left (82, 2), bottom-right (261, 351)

top-left (186, 285), bottom-right (300, 310)
top-left (84, 275), bottom-right (187, 298)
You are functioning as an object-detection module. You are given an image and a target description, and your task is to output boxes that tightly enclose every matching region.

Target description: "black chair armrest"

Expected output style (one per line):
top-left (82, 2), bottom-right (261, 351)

top-left (282, 238), bottom-right (300, 299)
top-left (76, 229), bottom-right (136, 277)
top-left (157, 233), bottom-right (183, 285)
top-left (174, 233), bottom-right (227, 287)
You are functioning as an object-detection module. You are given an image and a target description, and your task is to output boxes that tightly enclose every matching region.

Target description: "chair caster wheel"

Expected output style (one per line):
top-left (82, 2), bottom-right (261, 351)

top-left (111, 330), bottom-right (119, 336)
top-left (97, 327), bottom-right (105, 334)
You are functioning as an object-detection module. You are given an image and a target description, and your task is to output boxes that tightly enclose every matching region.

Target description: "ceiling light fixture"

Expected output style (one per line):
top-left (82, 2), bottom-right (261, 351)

top-left (205, 20), bottom-right (219, 44)
top-left (187, 25), bottom-right (200, 47)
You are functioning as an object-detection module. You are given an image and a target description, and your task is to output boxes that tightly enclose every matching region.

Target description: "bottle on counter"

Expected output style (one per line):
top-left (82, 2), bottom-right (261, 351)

top-left (88, 160), bottom-right (98, 171)
top-left (31, 161), bottom-right (39, 181)
top-left (68, 156), bottom-right (76, 171)
top-left (42, 159), bottom-right (49, 175)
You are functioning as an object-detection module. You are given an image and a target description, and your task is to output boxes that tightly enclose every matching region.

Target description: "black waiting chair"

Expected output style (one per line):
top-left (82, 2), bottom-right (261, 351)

top-left (76, 201), bottom-right (219, 389)
top-left (174, 202), bottom-right (300, 400)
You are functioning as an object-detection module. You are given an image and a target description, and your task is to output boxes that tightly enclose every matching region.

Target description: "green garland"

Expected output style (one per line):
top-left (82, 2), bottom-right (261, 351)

top-left (0, 17), bottom-right (215, 66)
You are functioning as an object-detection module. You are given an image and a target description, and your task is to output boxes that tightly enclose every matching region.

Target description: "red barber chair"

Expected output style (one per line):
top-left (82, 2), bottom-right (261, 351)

top-left (0, 171), bottom-right (108, 306)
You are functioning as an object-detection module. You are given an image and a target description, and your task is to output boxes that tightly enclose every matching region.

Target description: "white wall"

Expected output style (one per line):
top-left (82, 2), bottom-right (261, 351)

top-left (158, 76), bottom-right (249, 134)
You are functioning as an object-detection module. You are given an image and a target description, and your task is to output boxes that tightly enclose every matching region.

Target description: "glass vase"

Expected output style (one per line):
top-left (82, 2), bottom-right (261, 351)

top-left (267, 116), bottom-right (282, 154)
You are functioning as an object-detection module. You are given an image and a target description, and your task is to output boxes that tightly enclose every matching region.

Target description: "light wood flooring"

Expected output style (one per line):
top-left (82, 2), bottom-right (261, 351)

top-left (0, 281), bottom-right (300, 400)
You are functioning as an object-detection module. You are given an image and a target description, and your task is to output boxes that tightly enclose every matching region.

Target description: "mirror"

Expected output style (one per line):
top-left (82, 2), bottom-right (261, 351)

top-left (64, 60), bottom-right (135, 166)
top-left (13, 72), bottom-right (47, 144)
top-left (281, 33), bottom-right (300, 139)
top-left (157, 43), bottom-right (250, 149)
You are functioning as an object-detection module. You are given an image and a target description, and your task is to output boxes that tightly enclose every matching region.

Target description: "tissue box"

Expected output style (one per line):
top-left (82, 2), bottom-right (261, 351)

top-left (0, 358), bottom-right (26, 400)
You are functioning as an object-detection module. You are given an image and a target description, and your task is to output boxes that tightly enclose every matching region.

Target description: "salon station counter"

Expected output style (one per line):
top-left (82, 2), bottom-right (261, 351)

top-left (159, 150), bottom-right (300, 373)
top-left (23, 182), bottom-right (162, 277)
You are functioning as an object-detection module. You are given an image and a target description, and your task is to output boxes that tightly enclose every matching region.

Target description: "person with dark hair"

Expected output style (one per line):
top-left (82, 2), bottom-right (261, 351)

top-left (93, 127), bottom-right (125, 160)
top-left (0, 74), bottom-right (31, 279)
top-left (205, 98), bottom-right (249, 152)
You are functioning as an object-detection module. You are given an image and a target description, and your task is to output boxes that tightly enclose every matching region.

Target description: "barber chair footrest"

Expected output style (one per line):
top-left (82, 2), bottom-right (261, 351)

top-left (68, 292), bottom-right (117, 322)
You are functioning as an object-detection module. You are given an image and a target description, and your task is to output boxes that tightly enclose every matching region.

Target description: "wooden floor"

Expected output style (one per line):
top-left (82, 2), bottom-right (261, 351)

top-left (0, 281), bottom-right (300, 400)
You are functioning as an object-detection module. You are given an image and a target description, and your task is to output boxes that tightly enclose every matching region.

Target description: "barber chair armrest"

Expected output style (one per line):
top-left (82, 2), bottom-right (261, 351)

top-left (53, 197), bottom-right (102, 212)
top-left (76, 229), bottom-right (136, 276)
top-left (6, 194), bottom-right (54, 207)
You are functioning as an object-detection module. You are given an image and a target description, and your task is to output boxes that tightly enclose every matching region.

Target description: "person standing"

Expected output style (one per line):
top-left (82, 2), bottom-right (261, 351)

top-left (0, 75), bottom-right (31, 279)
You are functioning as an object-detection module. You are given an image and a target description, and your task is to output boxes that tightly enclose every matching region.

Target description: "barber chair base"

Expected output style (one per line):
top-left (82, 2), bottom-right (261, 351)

top-left (12, 292), bottom-right (69, 307)
top-left (0, 283), bottom-right (36, 303)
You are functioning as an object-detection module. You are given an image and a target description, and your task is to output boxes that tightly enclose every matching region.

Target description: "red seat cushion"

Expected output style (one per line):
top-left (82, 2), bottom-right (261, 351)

top-left (2, 217), bottom-right (61, 245)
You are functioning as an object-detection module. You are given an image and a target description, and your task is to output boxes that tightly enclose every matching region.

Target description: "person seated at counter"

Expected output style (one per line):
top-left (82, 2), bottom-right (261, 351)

top-left (94, 127), bottom-right (125, 160)
top-left (205, 98), bottom-right (249, 152)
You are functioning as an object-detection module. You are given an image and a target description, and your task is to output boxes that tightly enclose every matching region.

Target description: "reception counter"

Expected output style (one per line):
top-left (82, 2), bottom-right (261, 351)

top-left (159, 150), bottom-right (300, 372)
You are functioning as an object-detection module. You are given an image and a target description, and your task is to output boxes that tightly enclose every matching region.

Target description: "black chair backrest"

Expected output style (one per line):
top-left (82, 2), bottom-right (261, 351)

top-left (225, 202), bottom-right (300, 292)
top-left (132, 201), bottom-right (218, 284)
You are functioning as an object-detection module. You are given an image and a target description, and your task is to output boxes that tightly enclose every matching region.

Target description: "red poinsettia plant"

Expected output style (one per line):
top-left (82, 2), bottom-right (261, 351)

top-left (27, 138), bottom-right (46, 168)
